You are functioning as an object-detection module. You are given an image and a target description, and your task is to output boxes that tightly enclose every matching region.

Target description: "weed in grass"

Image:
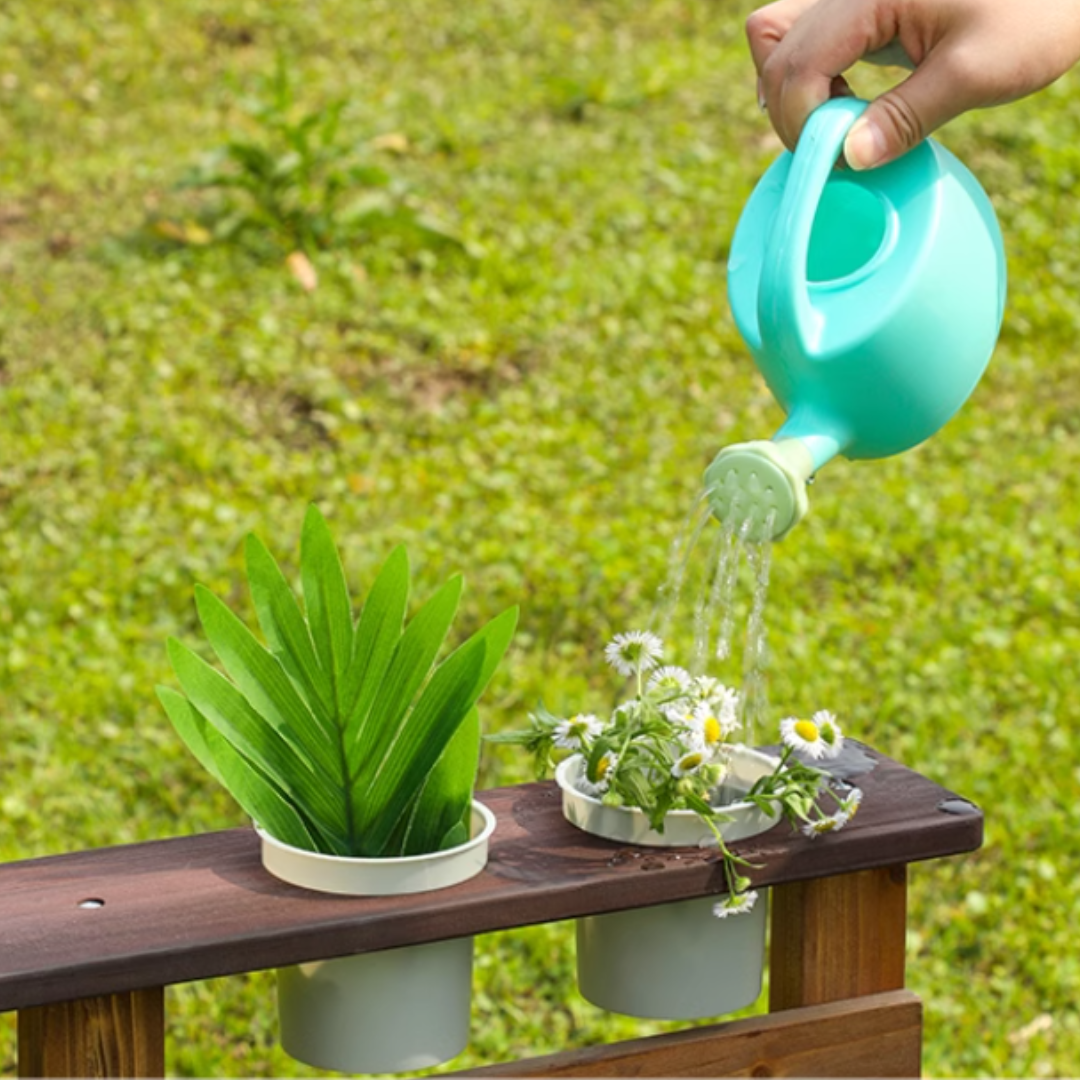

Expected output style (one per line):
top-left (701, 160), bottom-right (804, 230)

top-left (162, 56), bottom-right (464, 261)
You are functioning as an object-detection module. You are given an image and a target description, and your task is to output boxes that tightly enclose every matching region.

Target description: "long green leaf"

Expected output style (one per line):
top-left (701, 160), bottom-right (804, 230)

top-left (351, 573), bottom-right (464, 782)
top-left (157, 686), bottom-right (317, 850)
top-left (166, 638), bottom-right (348, 852)
top-left (245, 533), bottom-right (335, 726)
top-left (157, 684), bottom-right (228, 789)
top-left (340, 546), bottom-right (409, 776)
top-left (300, 506), bottom-right (354, 713)
top-left (354, 605), bottom-right (517, 853)
top-left (194, 585), bottom-right (339, 780)
top-left (353, 639), bottom-right (485, 854)
top-left (394, 706), bottom-right (480, 857)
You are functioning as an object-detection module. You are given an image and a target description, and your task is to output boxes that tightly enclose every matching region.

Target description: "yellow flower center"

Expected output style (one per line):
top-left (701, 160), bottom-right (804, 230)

top-left (595, 755), bottom-right (612, 780)
top-left (794, 719), bottom-right (820, 743)
top-left (678, 751), bottom-right (704, 772)
top-left (703, 716), bottom-right (722, 745)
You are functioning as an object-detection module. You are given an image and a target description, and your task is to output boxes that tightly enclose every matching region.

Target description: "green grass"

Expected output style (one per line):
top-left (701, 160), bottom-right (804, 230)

top-left (2, 0), bottom-right (1080, 1075)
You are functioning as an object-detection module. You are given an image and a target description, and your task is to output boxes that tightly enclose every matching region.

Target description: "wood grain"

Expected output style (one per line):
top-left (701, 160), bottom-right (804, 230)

top-left (466, 990), bottom-right (922, 1077)
top-left (0, 744), bottom-right (979, 1012)
top-left (769, 866), bottom-right (908, 1010)
top-left (17, 989), bottom-right (164, 1078)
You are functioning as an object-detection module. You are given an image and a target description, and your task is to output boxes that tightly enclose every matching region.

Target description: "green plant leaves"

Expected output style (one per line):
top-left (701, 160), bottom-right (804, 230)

top-left (300, 506), bottom-right (355, 713)
top-left (157, 687), bottom-right (318, 851)
top-left (245, 533), bottom-right (334, 724)
top-left (350, 572), bottom-right (464, 786)
top-left (159, 505), bottom-right (517, 859)
top-left (356, 605), bottom-right (518, 855)
top-left (401, 707), bottom-right (481, 856)
top-left (340, 545), bottom-right (409, 775)
top-left (168, 61), bottom-right (464, 257)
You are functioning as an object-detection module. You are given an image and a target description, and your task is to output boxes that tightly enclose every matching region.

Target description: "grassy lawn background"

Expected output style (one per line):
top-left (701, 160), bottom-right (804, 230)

top-left (2, 1), bottom-right (1079, 1075)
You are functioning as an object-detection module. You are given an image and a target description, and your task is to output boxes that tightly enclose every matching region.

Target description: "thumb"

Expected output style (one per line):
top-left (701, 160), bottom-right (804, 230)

top-left (843, 57), bottom-right (968, 170)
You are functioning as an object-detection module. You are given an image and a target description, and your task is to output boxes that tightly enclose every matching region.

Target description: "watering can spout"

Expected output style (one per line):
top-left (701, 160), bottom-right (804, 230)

top-left (704, 437), bottom-right (819, 542)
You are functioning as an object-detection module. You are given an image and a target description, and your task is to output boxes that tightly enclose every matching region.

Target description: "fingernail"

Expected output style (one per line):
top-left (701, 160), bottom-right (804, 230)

top-left (756, 77), bottom-right (767, 112)
top-left (844, 117), bottom-right (887, 170)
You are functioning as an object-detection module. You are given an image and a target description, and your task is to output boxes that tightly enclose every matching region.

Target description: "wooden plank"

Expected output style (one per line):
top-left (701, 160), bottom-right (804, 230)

top-left (769, 866), bottom-right (908, 1010)
top-left (0, 745), bottom-right (979, 1011)
top-left (17, 988), bottom-right (164, 1078)
top-left (467, 990), bottom-right (922, 1077)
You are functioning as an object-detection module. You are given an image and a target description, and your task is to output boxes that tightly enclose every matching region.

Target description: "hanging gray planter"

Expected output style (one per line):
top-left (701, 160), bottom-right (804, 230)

top-left (557, 747), bottom-right (778, 1020)
top-left (259, 800), bottom-right (496, 1074)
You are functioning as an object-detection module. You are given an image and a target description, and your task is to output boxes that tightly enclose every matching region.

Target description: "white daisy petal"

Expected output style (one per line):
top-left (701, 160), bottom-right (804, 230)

top-left (576, 753), bottom-right (619, 797)
top-left (801, 808), bottom-right (851, 838)
top-left (672, 749), bottom-right (706, 778)
top-left (552, 713), bottom-right (602, 749)
top-left (712, 890), bottom-right (758, 918)
top-left (648, 665), bottom-right (692, 693)
top-left (812, 709), bottom-right (845, 759)
top-left (604, 630), bottom-right (664, 676)
top-left (779, 716), bottom-right (827, 760)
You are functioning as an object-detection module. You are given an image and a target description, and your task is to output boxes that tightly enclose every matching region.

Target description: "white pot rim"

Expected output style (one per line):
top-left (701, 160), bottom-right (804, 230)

top-left (556, 744), bottom-right (781, 847)
top-left (257, 799), bottom-right (496, 896)
top-left (555, 744), bottom-right (777, 816)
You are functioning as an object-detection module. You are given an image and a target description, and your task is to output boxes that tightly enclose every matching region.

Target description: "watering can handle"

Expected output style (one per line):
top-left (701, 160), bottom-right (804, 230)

top-left (758, 97), bottom-right (868, 361)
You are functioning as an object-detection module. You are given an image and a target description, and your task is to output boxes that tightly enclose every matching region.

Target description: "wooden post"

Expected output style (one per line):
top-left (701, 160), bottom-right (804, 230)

top-left (769, 866), bottom-right (908, 1010)
top-left (17, 988), bottom-right (165, 1079)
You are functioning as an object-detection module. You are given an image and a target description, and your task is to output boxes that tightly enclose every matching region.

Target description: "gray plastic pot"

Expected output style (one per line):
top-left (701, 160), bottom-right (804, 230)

top-left (557, 747), bottom-right (777, 1020)
top-left (258, 801), bottom-right (496, 1074)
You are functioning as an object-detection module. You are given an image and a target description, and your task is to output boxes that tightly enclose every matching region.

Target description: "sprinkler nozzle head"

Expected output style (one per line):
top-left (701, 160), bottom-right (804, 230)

top-left (704, 440), bottom-right (813, 542)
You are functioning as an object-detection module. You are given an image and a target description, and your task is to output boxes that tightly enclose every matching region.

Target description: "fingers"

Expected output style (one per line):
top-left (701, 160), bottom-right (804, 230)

top-left (745, 0), bottom-right (823, 74)
top-left (748, 0), bottom-right (1080, 167)
top-left (843, 50), bottom-right (982, 169)
top-left (751, 0), bottom-right (899, 150)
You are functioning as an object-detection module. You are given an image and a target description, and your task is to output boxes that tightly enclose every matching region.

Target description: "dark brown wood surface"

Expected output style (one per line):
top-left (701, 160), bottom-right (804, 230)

top-left (466, 990), bottom-right (923, 1077)
top-left (0, 744), bottom-right (980, 1012)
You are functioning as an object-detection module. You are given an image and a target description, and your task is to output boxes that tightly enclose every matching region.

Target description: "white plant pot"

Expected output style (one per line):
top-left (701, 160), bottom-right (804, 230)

top-left (257, 801), bottom-right (496, 1075)
top-left (556, 747), bottom-right (778, 1020)
top-left (555, 744), bottom-right (781, 847)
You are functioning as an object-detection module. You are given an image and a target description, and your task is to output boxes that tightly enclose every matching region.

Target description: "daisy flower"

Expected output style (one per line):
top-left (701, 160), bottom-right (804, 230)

top-left (839, 787), bottom-right (863, 817)
top-left (812, 710), bottom-right (844, 759)
top-left (671, 749), bottom-right (707, 778)
top-left (577, 753), bottom-right (619, 798)
top-left (690, 677), bottom-right (740, 726)
top-left (713, 890), bottom-right (758, 918)
top-left (682, 702), bottom-right (731, 754)
top-left (688, 675), bottom-right (724, 704)
top-left (604, 630), bottom-right (664, 677)
top-left (779, 716), bottom-right (827, 760)
top-left (801, 808), bottom-right (851, 838)
top-left (648, 665), bottom-right (692, 694)
top-left (552, 713), bottom-right (602, 749)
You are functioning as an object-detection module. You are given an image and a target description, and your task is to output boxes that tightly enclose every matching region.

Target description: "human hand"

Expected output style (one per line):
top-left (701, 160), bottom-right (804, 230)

top-left (747, 0), bottom-right (1080, 169)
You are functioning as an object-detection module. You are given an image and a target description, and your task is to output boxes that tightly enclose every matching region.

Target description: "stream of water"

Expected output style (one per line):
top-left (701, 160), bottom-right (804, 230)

top-left (651, 496), bottom-right (775, 745)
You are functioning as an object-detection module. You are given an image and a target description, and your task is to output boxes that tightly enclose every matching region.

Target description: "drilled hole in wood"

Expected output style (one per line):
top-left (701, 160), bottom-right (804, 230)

top-left (77, 898), bottom-right (105, 909)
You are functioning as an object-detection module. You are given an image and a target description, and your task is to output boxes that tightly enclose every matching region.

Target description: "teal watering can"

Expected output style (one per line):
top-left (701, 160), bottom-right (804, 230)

top-left (705, 97), bottom-right (1006, 541)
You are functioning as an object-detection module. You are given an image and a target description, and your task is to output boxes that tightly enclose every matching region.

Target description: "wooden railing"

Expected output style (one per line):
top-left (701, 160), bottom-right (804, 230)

top-left (0, 744), bottom-right (982, 1078)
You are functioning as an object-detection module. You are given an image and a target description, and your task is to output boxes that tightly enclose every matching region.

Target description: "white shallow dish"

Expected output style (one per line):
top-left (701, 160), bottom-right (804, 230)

top-left (556, 745), bottom-right (780, 847)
